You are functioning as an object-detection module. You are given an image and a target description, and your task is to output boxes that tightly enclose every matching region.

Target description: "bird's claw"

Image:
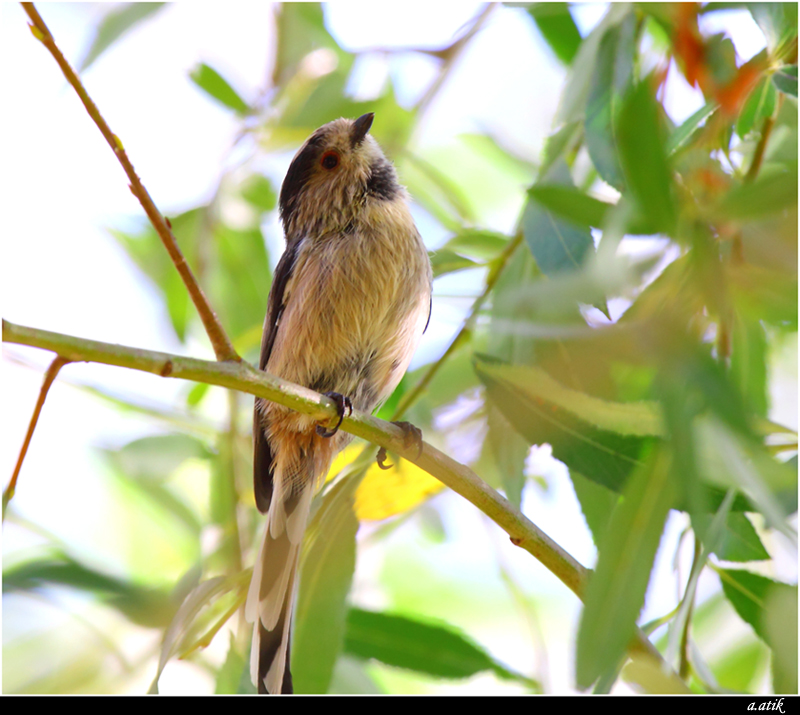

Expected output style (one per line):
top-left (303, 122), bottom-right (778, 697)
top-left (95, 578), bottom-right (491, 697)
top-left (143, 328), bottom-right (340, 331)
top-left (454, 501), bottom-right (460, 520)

top-left (374, 421), bottom-right (424, 470)
top-left (316, 392), bottom-right (353, 438)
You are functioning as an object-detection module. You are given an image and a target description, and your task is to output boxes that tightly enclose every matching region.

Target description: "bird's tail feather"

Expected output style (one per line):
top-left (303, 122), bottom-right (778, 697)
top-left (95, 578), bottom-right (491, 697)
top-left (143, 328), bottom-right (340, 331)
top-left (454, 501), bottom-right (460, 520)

top-left (246, 477), bottom-right (315, 694)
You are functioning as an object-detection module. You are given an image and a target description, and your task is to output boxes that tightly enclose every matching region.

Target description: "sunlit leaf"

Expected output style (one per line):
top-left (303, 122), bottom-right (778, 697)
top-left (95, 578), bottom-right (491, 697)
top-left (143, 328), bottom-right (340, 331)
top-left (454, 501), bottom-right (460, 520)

top-left (737, 76), bottom-right (776, 138)
top-left (294, 476), bottom-right (359, 694)
top-left (528, 2), bottom-right (582, 65)
top-left (748, 3), bottom-right (798, 56)
top-left (691, 512), bottom-right (770, 562)
top-left (528, 184), bottom-right (612, 229)
top-left (79, 3), bottom-right (165, 72)
top-left (616, 79), bottom-right (676, 234)
top-left (429, 248), bottom-right (480, 277)
top-left (717, 163), bottom-right (798, 221)
top-left (669, 101), bottom-right (718, 154)
top-left (354, 451), bottom-right (443, 521)
top-left (475, 357), bottom-right (658, 492)
top-left (189, 63), bottom-right (251, 114)
top-left (763, 583), bottom-right (799, 693)
top-left (585, 11), bottom-right (636, 190)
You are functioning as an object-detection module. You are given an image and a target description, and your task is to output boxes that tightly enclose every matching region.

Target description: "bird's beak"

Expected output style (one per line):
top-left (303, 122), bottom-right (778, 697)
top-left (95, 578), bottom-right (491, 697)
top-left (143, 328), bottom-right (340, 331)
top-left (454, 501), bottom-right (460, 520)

top-left (351, 112), bottom-right (374, 147)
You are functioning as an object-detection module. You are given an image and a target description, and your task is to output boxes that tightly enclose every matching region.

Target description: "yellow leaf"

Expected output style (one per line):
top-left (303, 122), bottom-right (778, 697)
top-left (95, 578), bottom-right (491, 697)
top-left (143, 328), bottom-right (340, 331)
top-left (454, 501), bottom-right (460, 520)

top-left (355, 454), bottom-right (444, 521)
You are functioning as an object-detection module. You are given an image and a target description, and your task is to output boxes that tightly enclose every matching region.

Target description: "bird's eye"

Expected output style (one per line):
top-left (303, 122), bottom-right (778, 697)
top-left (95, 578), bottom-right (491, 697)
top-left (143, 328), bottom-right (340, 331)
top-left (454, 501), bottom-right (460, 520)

top-left (320, 151), bottom-right (340, 171)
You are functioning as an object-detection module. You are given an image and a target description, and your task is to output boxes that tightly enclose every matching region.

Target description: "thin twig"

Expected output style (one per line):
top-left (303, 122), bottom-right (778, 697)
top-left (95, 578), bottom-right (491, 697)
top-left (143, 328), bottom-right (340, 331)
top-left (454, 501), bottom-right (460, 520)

top-left (393, 231), bottom-right (524, 419)
top-left (21, 3), bottom-right (239, 363)
top-left (3, 355), bottom-right (70, 520)
top-left (3, 318), bottom-right (674, 684)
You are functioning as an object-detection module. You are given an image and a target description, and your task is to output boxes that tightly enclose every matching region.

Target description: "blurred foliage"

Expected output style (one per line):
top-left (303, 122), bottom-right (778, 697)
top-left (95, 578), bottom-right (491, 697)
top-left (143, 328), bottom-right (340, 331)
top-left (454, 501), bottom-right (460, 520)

top-left (5, 1), bottom-right (797, 696)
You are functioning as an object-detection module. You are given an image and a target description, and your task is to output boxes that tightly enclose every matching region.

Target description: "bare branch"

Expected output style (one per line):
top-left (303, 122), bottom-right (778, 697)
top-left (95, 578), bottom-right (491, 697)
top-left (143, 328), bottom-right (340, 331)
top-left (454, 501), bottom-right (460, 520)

top-left (3, 355), bottom-right (70, 520)
top-left (21, 3), bottom-right (239, 363)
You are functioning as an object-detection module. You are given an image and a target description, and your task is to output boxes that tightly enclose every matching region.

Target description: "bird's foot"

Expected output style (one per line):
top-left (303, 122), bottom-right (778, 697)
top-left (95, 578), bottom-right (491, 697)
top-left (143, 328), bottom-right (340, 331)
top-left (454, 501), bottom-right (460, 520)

top-left (316, 392), bottom-right (353, 438)
top-left (376, 421), bottom-right (424, 470)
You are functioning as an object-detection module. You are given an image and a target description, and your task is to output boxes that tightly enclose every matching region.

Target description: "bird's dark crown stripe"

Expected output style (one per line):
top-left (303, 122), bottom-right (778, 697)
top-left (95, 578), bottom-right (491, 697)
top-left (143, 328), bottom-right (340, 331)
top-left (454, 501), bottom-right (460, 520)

top-left (279, 132), bottom-right (326, 228)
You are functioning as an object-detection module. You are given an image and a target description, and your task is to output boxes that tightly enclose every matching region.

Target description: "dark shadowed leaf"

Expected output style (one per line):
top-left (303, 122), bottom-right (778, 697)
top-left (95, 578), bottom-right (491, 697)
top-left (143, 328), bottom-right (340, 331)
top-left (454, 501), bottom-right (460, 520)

top-left (189, 63), bottom-right (251, 114)
top-left (528, 3), bottom-right (583, 65)
top-left (772, 65), bottom-right (798, 97)
top-left (79, 3), bottom-right (165, 71)
top-left (524, 161), bottom-right (595, 275)
top-left (576, 448), bottom-right (676, 688)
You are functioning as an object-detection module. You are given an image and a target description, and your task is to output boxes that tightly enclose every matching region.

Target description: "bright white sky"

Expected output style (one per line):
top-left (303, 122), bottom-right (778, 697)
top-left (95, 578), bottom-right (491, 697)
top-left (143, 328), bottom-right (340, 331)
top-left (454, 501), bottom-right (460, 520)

top-left (1, 2), bottom-right (788, 695)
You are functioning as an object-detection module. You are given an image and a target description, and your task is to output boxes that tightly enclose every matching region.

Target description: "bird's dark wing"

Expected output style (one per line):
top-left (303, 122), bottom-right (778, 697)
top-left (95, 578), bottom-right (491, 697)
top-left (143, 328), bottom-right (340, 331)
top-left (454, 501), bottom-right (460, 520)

top-left (254, 241), bottom-right (300, 514)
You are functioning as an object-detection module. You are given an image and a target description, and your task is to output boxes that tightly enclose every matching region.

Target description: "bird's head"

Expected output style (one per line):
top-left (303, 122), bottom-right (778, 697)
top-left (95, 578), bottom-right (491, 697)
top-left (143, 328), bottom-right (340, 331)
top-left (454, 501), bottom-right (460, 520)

top-left (278, 113), bottom-right (402, 238)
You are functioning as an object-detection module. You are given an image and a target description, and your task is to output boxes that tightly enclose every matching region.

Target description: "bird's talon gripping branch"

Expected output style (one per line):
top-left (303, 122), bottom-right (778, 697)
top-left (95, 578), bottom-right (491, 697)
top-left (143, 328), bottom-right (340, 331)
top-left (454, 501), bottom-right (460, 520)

top-left (315, 392), bottom-right (353, 438)
top-left (393, 420), bottom-right (424, 459)
top-left (376, 446), bottom-right (392, 470)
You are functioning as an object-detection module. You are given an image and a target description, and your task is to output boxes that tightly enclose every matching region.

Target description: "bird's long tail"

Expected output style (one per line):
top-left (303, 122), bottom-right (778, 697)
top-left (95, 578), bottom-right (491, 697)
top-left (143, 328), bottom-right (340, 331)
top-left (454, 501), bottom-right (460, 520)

top-left (245, 475), bottom-right (315, 694)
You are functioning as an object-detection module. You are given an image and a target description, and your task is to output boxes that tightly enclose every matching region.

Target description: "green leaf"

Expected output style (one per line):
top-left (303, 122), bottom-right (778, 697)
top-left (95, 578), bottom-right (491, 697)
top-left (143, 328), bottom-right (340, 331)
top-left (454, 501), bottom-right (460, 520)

top-left (441, 229), bottom-right (509, 260)
top-left (763, 583), bottom-right (799, 693)
top-left (772, 65), bottom-right (799, 97)
top-left (576, 448), bottom-right (677, 688)
top-left (669, 101), bottom-right (719, 154)
top-left (524, 160), bottom-right (595, 275)
top-left (540, 121), bottom-right (583, 176)
top-left (718, 569), bottom-right (785, 643)
top-left (730, 312), bottom-right (769, 417)
top-left (475, 357), bottom-right (658, 493)
top-left (570, 471), bottom-right (619, 548)
top-left (240, 174), bottom-right (277, 211)
top-left (585, 12), bottom-right (636, 190)
top-left (528, 3), bottom-right (583, 65)
top-left (557, 3), bottom-right (633, 124)
top-left (748, 3), bottom-right (798, 56)
top-left (485, 403), bottom-right (530, 508)
top-left (429, 248), bottom-right (480, 278)
top-left (215, 634), bottom-right (249, 694)
top-left (691, 512), bottom-right (770, 562)
top-left (189, 63), bottom-right (251, 115)
top-left (528, 184), bottom-right (613, 229)
top-left (152, 573), bottom-right (249, 692)
top-left (616, 80), bottom-right (676, 234)
top-left (79, 3), bottom-right (165, 72)
top-left (343, 608), bottom-right (527, 683)
top-left (109, 433), bottom-right (211, 480)
top-left (3, 551), bottom-right (174, 629)
top-left (272, 2), bottom-right (340, 87)
top-left (717, 163), bottom-right (798, 221)
top-left (736, 76), bottom-right (776, 138)
top-left (293, 476), bottom-right (359, 694)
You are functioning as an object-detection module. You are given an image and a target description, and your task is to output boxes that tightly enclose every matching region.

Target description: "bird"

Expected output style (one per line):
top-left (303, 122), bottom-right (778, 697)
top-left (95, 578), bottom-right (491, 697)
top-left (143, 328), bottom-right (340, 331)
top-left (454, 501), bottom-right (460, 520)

top-left (245, 112), bottom-right (433, 694)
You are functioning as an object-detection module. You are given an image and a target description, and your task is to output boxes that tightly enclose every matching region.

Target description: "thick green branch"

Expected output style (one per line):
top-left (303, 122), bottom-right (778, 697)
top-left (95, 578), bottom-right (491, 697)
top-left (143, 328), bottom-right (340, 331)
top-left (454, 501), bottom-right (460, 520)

top-left (4, 318), bottom-right (672, 682)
